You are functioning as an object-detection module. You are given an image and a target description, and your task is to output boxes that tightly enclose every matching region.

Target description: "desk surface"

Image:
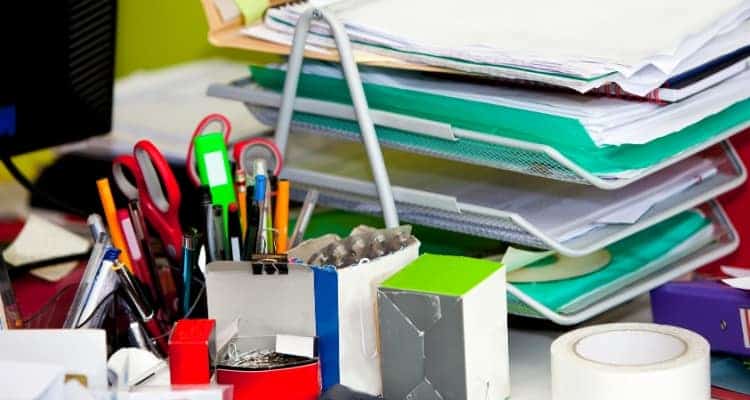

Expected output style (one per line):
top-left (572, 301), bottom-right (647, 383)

top-left (509, 295), bottom-right (653, 400)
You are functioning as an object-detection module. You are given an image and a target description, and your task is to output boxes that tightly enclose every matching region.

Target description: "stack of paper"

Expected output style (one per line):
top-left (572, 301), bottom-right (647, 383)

top-left (282, 131), bottom-right (731, 246)
top-left (247, 0), bottom-right (750, 96)
top-left (255, 62), bottom-right (750, 147)
top-left (229, 0), bottom-right (750, 183)
top-left (228, 60), bottom-right (749, 181)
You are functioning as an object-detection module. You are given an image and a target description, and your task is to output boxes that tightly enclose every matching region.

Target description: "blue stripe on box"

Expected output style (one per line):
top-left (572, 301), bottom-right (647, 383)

top-left (313, 266), bottom-right (340, 390)
top-left (0, 105), bottom-right (15, 136)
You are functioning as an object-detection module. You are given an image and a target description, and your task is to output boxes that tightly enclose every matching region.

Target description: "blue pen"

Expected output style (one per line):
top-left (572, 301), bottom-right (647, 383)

top-left (181, 234), bottom-right (196, 317)
top-left (254, 175), bottom-right (269, 255)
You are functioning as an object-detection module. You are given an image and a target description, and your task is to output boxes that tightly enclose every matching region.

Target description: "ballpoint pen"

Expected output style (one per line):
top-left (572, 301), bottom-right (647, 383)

top-left (243, 186), bottom-right (260, 261)
top-left (76, 247), bottom-right (119, 329)
top-left (113, 259), bottom-right (168, 355)
top-left (181, 233), bottom-right (198, 318)
top-left (264, 175), bottom-right (275, 254)
top-left (120, 297), bottom-right (160, 355)
top-left (63, 233), bottom-right (109, 328)
top-left (198, 185), bottom-right (214, 262)
top-left (86, 214), bottom-right (107, 242)
top-left (127, 199), bottom-right (168, 319)
top-left (228, 203), bottom-right (242, 261)
top-left (254, 175), bottom-right (269, 255)
top-left (236, 169), bottom-right (248, 238)
top-left (212, 205), bottom-right (226, 260)
top-left (252, 158), bottom-right (267, 181)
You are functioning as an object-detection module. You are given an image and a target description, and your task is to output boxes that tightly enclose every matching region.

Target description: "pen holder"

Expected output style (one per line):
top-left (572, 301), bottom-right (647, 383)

top-left (206, 232), bottom-right (420, 396)
top-left (216, 335), bottom-right (321, 400)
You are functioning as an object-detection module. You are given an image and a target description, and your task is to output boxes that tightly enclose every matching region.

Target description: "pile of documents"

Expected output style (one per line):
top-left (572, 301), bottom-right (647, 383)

top-left (249, 0), bottom-right (750, 96)
top-left (244, 62), bottom-right (750, 179)
top-left (233, 0), bottom-right (750, 183)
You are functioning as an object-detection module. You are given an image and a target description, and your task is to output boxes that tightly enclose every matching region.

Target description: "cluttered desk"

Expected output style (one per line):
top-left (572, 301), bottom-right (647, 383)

top-left (1, 0), bottom-right (750, 399)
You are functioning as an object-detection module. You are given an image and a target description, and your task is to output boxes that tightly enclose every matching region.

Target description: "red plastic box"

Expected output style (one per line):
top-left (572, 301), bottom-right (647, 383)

top-left (169, 319), bottom-right (216, 384)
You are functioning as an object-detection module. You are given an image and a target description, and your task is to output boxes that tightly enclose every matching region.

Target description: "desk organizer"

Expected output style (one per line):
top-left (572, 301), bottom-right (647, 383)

top-left (208, 79), bottom-right (750, 189)
top-left (273, 131), bottom-right (744, 256)
top-left (204, 7), bottom-right (745, 325)
top-left (506, 202), bottom-right (738, 325)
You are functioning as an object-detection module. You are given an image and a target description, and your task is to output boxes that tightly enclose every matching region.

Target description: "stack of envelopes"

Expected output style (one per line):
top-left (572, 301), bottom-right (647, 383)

top-left (205, 0), bottom-right (750, 322)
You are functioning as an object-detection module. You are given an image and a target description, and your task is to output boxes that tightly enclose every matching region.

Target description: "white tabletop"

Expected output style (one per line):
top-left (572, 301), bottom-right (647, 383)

top-left (508, 295), bottom-right (653, 400)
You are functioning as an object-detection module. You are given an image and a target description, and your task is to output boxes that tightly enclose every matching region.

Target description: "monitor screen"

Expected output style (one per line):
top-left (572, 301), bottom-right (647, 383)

top-left (0, 0), bottom-right (117, 156)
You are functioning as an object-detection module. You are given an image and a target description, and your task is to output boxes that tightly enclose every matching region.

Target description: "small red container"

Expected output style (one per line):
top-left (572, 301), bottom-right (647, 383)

top-left (169, 319), bottom-right (216, 385)
top-left (216, 337), bottom-right (321, 400)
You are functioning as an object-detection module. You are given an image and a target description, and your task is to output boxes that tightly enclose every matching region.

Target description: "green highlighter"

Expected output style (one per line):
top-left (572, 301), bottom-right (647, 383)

top-left (194, 132), bottom-right (236, 240)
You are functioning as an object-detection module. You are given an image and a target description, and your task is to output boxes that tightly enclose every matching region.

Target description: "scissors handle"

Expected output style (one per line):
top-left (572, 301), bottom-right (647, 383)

top-left (134, 140), bottom-right (183, 260)
top-left (233, 137), bottom-right (284, 177)
top-left (186, 114), bottom-right (232, 187)
top-left (112, 155), bottom-right (141, 201)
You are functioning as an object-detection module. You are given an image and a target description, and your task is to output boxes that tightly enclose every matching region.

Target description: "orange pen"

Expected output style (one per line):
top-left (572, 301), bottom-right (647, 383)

top-left (96, 178), bottom-right (133, 272)
top-left (236, 169), bottom-right (248, 238)
top-left (274, 179), bottom-right (290, 253)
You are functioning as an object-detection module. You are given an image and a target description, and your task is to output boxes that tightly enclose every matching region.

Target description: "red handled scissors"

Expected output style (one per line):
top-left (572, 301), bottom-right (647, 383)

top-left (113, 140), bottom-right (183, 260)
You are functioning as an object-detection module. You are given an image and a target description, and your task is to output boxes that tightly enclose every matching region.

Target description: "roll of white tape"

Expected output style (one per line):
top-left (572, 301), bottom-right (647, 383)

top-left (551, 323), bottom-right (710, 400)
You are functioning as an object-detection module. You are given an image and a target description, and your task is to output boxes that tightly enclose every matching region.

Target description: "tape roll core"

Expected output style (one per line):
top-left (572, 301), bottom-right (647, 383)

top-left (574, 329), bottom-right (687, 366)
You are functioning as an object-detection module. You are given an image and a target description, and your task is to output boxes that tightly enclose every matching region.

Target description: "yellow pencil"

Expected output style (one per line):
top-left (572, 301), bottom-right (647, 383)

top-left (96, 178), bottom-right (133, 272)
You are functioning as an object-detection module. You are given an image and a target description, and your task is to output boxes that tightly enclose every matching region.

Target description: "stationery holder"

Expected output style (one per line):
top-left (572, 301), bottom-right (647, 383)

top-left (207, 17), bottom-right (746, 256)
top-left (208, 80), bottom-right (750, 190)
top-left (280, 133), bottom-right (744, 257)
top-left (205, 236), bottom-right (420, 395)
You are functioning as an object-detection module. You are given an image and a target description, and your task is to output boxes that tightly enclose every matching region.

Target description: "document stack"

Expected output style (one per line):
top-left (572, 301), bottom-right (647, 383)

top-left (204, 0), bottom-right (750, 324)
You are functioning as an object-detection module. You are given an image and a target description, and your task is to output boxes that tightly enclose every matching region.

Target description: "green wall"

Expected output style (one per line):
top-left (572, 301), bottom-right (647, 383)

top-left (115, 0), bottom-right (276, 77)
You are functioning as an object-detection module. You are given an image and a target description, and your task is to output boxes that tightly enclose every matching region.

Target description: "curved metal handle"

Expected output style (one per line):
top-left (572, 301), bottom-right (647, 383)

top-left (274, 7), bottom-right (400, 228)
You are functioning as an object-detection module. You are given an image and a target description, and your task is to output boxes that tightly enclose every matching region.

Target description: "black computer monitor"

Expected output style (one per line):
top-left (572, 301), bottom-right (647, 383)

top-left (0, 0), bottom-right (118, 156)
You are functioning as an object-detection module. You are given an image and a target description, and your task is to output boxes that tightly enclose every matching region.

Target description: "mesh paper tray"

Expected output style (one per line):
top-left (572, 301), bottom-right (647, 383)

top-left (279, 132), bottom-right (745, 257)
top-left (506, 202), bottom-right (738, 325)
top-left (207, 79), bottom-right (750, 189)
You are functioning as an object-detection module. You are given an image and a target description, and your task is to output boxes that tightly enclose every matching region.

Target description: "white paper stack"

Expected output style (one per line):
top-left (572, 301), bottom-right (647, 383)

top-left (272, 61), bottom-right (750, 147)
top-left (247, 0), bottom-right (750, 97)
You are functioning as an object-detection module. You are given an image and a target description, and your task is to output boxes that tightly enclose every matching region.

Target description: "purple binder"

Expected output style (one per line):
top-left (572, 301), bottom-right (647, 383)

top-left (651, 280), bottom-right (750, 357)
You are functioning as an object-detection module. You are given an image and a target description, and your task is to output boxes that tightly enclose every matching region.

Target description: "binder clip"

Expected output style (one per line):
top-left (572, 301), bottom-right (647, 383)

top-left (250, 254), bottom-right (289, 275)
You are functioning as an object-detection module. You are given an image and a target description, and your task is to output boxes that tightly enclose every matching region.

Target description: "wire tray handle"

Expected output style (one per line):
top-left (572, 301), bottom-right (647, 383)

top-left (274, 7), bottom-right (399, 228)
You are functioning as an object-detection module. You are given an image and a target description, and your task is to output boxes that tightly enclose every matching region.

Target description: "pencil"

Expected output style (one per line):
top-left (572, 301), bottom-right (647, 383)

top-left (274, 179), bottom-right (290, 253)
top-left (96, 178), bottom-right (133, 272)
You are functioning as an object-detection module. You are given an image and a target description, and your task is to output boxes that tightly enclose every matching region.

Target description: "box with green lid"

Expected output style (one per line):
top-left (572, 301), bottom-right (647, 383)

top-left (377, 254), bottom-right (509, 400)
